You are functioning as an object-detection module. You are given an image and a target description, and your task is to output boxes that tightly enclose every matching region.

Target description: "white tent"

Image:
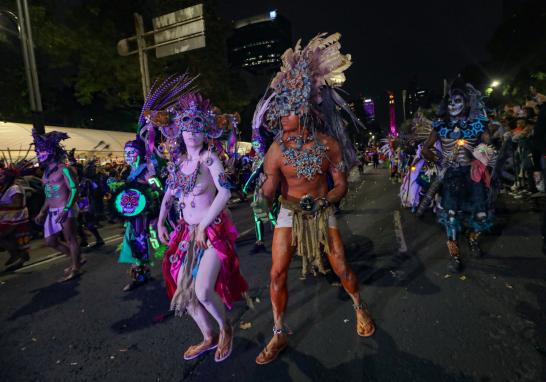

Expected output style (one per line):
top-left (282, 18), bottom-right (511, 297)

top-left (0, 121), bottom-right (135, 163)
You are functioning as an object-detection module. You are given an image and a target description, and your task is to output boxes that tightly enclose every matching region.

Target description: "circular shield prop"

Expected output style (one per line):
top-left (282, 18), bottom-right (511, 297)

top-left (113, 187), bottom-right (147, 217)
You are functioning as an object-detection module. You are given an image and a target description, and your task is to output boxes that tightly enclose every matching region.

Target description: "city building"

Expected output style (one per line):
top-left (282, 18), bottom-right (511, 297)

top-left (403, 87), bottom-right (430, 119)
top-left (362, 97), bottom-right (375, 120)
top-left (227, 10), bottom-right (292, 74)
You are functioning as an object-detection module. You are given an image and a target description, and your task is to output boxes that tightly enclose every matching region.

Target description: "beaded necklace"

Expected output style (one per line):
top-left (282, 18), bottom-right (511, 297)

top-left (166, 159), bottom-right (200, 208)
top-left (279, 135), bottom-right (327, 181)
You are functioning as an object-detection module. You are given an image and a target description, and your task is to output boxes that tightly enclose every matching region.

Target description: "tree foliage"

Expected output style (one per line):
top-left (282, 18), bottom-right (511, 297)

top-left (0, 0), bottom-right (249, 131)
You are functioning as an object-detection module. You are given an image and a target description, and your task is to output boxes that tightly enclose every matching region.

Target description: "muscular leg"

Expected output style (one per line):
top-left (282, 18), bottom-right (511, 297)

top-left (45, 234), bottom-right (71, 257)
top-left (326, 228), bottom-right (375, 337)
top-left (256, 227), bottom-right (295, 365)
top-left (61, 217), bottom-right (82, 272)
top-left (270, 227), bottom-right (296, 330)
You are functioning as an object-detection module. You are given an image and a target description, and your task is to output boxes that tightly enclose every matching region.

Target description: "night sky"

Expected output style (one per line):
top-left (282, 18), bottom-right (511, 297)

top-left (217, 0), bottom-right (507, 119)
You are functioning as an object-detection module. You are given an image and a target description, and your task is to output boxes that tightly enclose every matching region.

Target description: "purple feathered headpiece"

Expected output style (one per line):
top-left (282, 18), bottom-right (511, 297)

top-left (32, 129), bottom-right (69, 161)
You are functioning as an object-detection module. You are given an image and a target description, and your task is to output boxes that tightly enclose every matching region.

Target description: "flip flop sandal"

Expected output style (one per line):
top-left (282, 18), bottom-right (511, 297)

top-left (215, 326), bottom-right (234, 363)
top-left (183, 341), bottom-right (218, 361)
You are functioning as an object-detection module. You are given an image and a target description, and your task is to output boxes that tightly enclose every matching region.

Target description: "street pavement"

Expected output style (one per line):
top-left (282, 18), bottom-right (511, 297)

top-left (0, 167), bottom-right (544, 382)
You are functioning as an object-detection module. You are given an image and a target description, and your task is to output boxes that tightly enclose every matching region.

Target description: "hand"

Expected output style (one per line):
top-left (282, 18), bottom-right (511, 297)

top-left (55, 210), bottom-right (69, 224)
top-left (158, 223), bottom-right (170, 245)
top-left (34, 212), bottom-right (46, 225)
top-left (195, 226), bottom-right (208, 250)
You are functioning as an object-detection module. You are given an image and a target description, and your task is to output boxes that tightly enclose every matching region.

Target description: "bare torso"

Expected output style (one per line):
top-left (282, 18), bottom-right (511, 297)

top-left (42, 164), bottom-right (72, 209)
top-left (171, 153), bottom-right (217, 225)
top-left (272, 132), bottom-right (338, 200)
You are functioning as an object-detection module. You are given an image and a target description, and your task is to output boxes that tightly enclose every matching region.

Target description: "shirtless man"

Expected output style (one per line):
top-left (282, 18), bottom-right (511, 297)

top-left (251, 33), bottom-right (375, 365)
top-left (32, 131), bottom-right (82, 281)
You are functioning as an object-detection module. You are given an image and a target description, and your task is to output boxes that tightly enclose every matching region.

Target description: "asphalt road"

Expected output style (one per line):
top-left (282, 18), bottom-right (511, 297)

top-left (0, 168), bottom-right (544, 382)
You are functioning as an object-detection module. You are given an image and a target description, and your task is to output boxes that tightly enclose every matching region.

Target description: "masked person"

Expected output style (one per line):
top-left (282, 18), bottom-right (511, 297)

top-left (157, 92), bottom-right (248, 362)
top-left (0, 164), bottom-right (31, 270)
top-left (32, 131), bottom-right (82, 281)
top-left (76, 160), bottom-right (104, 248)
top-left (109, 138), bottom-right (160, 291)
top-left (251, 33), bottom-right (375, 365)
top-left (422, 78), bottom-right (495, 273)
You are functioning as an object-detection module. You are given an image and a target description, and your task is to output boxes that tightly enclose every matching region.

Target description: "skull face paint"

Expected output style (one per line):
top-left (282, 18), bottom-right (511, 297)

top-left (124, 148), bottom-right (139, 167)
top-left (36, 149), bottom-right (52, 163)
top-left (448, 94), bottom-right (466, 117)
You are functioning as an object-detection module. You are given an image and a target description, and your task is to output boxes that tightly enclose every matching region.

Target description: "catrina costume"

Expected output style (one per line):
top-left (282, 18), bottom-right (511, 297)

top-left (423, 79), bottom-right (496, 273)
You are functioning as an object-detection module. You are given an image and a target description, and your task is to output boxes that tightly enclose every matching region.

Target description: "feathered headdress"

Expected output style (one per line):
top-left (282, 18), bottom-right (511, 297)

top-left (137, 73), bottom-right (195, 176)
top-left (264, 32), bottom-right (352, 129)
top-left (253, 32), bottom-right (364, 169)
top-left (32, 130), bottom-right (70, 162)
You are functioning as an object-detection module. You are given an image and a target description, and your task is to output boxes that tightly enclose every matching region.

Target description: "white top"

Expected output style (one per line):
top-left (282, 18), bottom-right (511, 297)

top-left (0, 185), bottom-right (28, 224)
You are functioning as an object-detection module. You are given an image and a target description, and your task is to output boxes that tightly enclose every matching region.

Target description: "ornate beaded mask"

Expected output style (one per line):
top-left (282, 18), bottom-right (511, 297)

top-left (174, 92), bottom-right (222, 138)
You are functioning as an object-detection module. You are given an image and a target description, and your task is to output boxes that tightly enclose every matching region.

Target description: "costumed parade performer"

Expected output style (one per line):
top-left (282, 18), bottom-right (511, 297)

top-left (157, 91), bottom-right (248, 362)
top-left (32, 131), bottom-right (82, 281)
top-left (421, 78), bottom-right (496, 273)
top-left (399, 111), bottom-right (440, 212)
top-left (242, 116), bottom-right (280, 254)
top-left (110, 76), bottom-right (190, 291)
top-left (76, 160), bottom-right (105, 248)
top-left (0, 155), bottom-right (32, 270)
top-left (251, 33), bottom-right (375, 365)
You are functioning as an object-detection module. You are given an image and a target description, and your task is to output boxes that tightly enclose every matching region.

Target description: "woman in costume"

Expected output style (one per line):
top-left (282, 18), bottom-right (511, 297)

top-left (157, 92), bottom-right (248, 363)
top-left (422, 78), bottom-right (496, 272)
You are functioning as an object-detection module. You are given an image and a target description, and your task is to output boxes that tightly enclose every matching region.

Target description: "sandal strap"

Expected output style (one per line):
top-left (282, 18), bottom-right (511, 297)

top-left (272, 325), bottom-right (291, 335)
top-left (353, 302), bottom-right (369, 311)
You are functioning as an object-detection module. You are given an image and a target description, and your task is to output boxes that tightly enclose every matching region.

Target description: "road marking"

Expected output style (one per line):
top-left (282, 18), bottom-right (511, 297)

top-left (13, 234), bottom-right (123, 272)
top-left (393, 210), bottom-right (408, 253)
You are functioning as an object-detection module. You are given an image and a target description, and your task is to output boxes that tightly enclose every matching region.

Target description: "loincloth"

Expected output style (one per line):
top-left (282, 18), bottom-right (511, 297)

top-left (279, 197), bottom-right (335, 277)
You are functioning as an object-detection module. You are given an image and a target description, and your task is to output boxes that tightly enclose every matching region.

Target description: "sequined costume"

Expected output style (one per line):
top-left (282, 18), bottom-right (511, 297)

top-left (422, 79), bottom-right (496, 272)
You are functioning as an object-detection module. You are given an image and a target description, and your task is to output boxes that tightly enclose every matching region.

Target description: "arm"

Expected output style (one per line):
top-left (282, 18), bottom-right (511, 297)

top-left (422, 130), bottom-right (439, 162)
top-left (157, 186), bottom-right (174, 244)
top-left (326, 138), bottom-right (348, 204)
top-left (62, 167), bottom-right (78, 212)
top-left (197, 152), bottom-right (232, 232)
top-left (55, 167), bottom-right (78, 224)
top-left (260, 143), bottom-right (282, 208)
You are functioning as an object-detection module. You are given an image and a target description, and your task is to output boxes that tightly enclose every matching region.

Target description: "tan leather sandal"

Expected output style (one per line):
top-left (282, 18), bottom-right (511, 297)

top-left (255, 327), bottom-right (289, 365)
top-left (355, 303), bottom-right (375, 337)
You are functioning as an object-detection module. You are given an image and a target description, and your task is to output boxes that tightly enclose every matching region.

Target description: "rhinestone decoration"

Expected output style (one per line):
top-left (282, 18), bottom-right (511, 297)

top-left (169, 255), bottom-right (179, 264)
top-left (281, 142), bottom-right (327, 181)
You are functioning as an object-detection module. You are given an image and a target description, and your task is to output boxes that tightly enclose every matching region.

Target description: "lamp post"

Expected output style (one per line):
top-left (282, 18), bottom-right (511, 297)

top-left (0, 0), bottom-right (44, 134)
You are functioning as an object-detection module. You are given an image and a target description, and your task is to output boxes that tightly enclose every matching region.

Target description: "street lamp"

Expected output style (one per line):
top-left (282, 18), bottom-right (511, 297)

top-left (490, 80), bottom-right (501, 88)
